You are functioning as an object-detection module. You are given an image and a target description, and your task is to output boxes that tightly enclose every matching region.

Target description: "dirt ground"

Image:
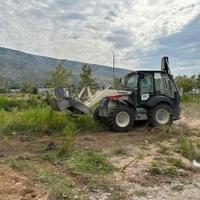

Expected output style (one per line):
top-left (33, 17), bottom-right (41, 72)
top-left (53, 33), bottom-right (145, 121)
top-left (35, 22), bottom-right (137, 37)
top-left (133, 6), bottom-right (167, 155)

top-left (0, 103), bottom-right (200, 200)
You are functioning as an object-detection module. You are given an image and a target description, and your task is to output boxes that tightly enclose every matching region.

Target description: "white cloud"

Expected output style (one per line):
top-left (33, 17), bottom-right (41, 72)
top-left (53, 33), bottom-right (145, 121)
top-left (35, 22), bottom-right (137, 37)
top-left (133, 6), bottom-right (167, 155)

top-left (0, 0), bottom-right (200, 71)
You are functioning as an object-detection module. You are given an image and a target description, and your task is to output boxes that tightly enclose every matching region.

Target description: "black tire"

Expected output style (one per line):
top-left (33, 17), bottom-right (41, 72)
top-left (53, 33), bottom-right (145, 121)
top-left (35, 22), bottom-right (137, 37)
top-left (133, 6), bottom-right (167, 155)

top-left (148, 104), bottom-right (173, 126)
top-left (93, 108), bottom-right (107, 124)
top-left (107, 105), bottom-right (134, 132)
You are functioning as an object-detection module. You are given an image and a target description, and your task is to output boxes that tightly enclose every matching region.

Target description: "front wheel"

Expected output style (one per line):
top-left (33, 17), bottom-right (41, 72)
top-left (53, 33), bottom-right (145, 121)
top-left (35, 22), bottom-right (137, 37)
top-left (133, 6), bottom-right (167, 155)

top-left (107, 106), bottom-right (134, 132)
top-left (148, 104), bottom-right (173, 126)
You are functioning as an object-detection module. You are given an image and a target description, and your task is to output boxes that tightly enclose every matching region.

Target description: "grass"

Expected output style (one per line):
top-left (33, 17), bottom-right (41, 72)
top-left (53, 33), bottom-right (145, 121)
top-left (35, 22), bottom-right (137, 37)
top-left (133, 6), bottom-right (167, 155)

top-left (166, 157), bottom-right (183, 168)
top-left (0, 110), bottom-right (6, 128)
top-left (8, 156), bottom-right (32, 171)
top-left (0, 106), bottom-right (102, 136)
top-left (111, 145), bottom-right (128, 156)
top-left (39, 171), bottom-right (88, 200)
top-left (0, 93), bottom-right (103, 137)
top-left (158, 143), bottom-right (170, 155)
top-left (181, 94), bottom-right (200, 103)
top-left (66, 149), bottom-right (114, 174)
top-left (178, 136), bottom-right (200, 161)
top-left (171, 184), bottom-right (184, 191)
top-left (149, 161), bottom-right (178, 176)
top-left (0, 95), bottom-right (44, 111)
top-left (134, 190), bottom-right (147, 197)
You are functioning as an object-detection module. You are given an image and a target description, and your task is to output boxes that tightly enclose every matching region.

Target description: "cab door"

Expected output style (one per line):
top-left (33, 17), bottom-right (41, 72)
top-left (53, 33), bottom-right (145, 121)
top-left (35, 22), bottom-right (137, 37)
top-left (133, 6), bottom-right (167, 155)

top-left (138, 72), bottom-right (155, 105)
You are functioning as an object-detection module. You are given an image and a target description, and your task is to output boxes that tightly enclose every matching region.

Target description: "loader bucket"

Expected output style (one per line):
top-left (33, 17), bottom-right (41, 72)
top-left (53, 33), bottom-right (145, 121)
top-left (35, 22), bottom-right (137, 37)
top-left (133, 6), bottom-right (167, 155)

top-left (49, 87), bottom-right (91, 114)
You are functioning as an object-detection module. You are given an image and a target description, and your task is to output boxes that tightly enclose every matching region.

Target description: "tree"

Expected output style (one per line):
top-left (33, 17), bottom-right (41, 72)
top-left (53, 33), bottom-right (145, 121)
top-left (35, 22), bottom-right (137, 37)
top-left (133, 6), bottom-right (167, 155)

top-left (49, 61), bottom-right (72, 88)
top-left (114, 78), bottom-right (124, 90)
top-left (22, 82), bottom-right (34, 93)
top-left (176, 75), bottom-right (193, 93)
top-left (21, 82), bottom-right (34, 100)
top-left (197, 73), bottom-right (200, 88)
top-left (80, 64), bottom-right (97, 89)
top-left (0, 74), bottom-right (6, 93)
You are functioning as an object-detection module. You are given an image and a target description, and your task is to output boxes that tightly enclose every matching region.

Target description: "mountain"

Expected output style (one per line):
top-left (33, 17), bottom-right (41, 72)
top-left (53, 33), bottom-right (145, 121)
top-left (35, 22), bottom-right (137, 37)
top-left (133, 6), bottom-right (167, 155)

top-left (0, 47), bottom-right (130, 87)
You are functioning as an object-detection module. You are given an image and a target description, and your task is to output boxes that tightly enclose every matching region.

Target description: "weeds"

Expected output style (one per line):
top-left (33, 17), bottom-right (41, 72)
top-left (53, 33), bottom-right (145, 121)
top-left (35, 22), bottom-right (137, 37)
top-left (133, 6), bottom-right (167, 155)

top-left (134, 190), bottom-right (147, 197)
top-left (66, 149), bottom-right (113, 174)
top-left (39, 171), bottom-right (88, 200)
top-left (158, 143), bottom-right (170, 155)
top-left (77, 114), bottom-right (102, 132)
top-left (149, 161), bottom-right (178, 176)
top-left (0, 96), bottom-right (43, 111)
top-left (178, 136), bottom-right (200, 161)
top-left (41, 153), bottom-right (56, 162)
top-left (8, 156), bottom-right (31, 171)
top-left (1, 106), bottom-right (102, 136)
top-left (181, 94), bottom-right (200, 103)
top-left (171, 184), bottom-right (184, 191)
top-left (57, 124), bottom-right (77, 158)
top-left (166, 157), bottom-right (184, 168)
top-left (111, 145), bottom-right (127, 156)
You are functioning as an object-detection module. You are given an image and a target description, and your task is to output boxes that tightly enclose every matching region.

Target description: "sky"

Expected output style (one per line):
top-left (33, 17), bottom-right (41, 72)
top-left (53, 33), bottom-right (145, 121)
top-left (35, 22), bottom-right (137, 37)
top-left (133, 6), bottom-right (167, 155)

top-left (0, 0), bottom-right (200, 75)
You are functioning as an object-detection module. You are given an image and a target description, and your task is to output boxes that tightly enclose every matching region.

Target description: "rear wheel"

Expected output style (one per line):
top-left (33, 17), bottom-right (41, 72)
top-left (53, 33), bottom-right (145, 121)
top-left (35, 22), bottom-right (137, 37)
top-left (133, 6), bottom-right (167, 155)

top-left (107, 106), bottom-right (134, 132)
top-left (148, 104), bottom-right (173, 126)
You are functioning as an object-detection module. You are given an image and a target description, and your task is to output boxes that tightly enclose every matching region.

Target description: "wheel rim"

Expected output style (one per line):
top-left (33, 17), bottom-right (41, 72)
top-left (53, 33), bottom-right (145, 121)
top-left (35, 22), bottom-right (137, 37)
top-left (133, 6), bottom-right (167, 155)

top-left (155, 109), bottom-right (170, 125)
top-left (116, 111), bottom-right (130, 128)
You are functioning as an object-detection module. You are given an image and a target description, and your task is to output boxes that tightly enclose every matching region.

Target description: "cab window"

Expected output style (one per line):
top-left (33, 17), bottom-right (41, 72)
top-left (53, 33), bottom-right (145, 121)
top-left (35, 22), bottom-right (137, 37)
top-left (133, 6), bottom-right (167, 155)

top-left (126, 74), bottom-right (138, 90)
top-left (154, 72), bottom-right (175, 98)
top-left (140, 73), bottom-right (154, 93)
top-left (154, 72), bottom-right (165, 94)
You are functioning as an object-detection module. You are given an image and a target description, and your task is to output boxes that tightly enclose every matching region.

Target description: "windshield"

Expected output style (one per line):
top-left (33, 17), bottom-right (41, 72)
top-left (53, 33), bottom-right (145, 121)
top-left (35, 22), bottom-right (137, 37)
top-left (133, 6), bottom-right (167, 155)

top-left (125, 74), bottom-right (138, 91)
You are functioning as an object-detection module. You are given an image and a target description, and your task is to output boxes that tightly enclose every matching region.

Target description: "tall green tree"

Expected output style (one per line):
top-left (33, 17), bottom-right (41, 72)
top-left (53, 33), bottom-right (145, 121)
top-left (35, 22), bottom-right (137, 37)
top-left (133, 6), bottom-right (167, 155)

top-left (176, 75), bottom-right (193, 93)
top-left (49, 61), bottom-right (72, 88)
top-left (21, 82), bottom-right (34, 100)
top-left (197, 73), bottom-right (200, 88)
top-left (80, 64), bottom-right (97, 89)
top-left (0, 74), bottom-right (6, 93)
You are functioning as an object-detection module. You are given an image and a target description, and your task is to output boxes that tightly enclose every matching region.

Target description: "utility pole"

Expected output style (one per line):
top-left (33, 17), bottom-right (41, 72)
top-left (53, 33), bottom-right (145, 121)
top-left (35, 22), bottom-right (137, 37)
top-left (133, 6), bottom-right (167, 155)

top-left (112, 52), bottom-right (115, 88)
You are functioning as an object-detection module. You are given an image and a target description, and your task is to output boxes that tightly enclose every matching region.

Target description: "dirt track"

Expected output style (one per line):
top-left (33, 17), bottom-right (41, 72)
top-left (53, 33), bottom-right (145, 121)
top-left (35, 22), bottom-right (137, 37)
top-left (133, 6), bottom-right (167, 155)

top-left (0, 103), bottom-right (199, 200)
